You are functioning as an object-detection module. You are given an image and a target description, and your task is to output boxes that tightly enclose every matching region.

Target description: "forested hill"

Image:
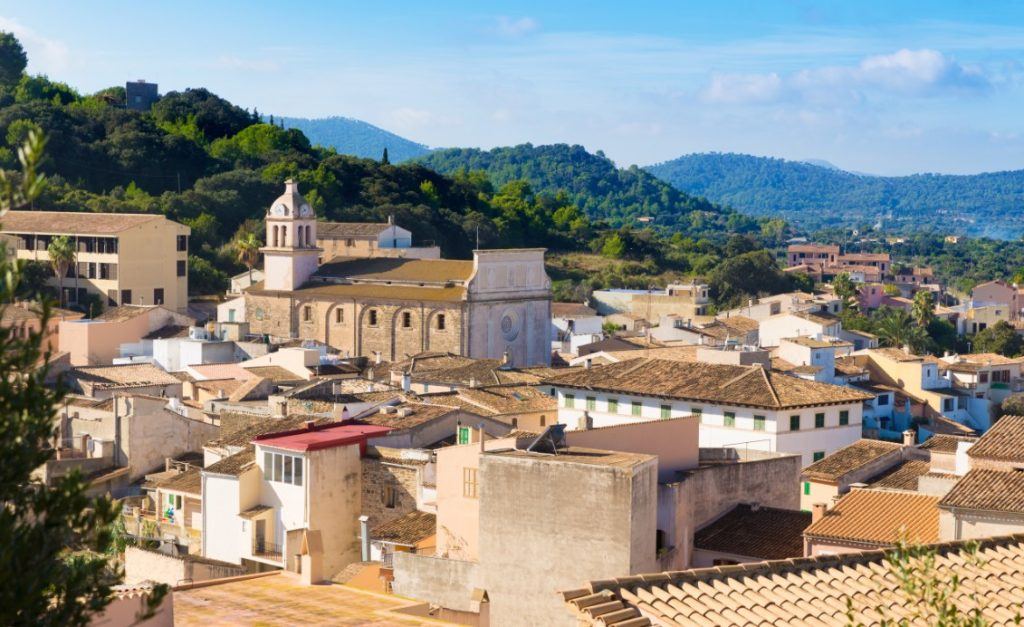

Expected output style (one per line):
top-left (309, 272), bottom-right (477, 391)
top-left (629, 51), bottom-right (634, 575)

top-left (646, 152), bottom-right (1024, 239)
top-left (416, 144), bottom-right (757, 233)
top-left (276, 116), bottom-right (431, 162)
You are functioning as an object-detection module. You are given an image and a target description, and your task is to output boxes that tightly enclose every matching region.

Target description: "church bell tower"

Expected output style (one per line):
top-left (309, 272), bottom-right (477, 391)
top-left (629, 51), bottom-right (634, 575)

top-left (261, 179), bottom-right (322, 291)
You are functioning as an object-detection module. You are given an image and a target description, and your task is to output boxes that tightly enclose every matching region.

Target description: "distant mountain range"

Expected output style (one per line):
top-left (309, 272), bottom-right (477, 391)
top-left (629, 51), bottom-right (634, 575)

top-left (275, 116), bottom-right (432, 162)
top-left (646, 153), bottom-right (1024, 239)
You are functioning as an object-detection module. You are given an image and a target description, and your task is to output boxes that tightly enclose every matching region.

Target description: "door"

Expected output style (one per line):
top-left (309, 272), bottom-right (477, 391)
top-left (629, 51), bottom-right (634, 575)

top-left (254, 519), bottom-right (266, 554)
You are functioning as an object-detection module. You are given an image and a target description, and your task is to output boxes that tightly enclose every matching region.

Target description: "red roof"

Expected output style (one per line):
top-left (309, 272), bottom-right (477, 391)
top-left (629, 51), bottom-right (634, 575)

top-left (253, 422), bottom-right (392, 453)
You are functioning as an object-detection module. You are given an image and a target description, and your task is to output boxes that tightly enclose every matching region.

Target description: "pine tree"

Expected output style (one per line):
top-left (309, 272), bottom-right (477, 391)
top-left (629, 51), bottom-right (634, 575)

top-left (381, 147), bottom-right (390, 165)
top-left (269, 114), bottom-right (275, 126)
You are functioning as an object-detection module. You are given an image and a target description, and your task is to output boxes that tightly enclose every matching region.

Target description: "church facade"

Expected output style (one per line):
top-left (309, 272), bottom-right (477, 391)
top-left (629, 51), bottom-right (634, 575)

top-left (244, 181), bottom-right (552, 367)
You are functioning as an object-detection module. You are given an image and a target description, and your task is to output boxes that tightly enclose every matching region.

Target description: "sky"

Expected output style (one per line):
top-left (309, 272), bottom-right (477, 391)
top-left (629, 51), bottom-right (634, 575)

top-left (3, 1), bottom-right (1024, 175)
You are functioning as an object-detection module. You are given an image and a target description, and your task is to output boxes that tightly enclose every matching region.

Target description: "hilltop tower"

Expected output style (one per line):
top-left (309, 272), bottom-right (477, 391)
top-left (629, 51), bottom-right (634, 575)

top-left (261, 179), bottom-right (321, 291)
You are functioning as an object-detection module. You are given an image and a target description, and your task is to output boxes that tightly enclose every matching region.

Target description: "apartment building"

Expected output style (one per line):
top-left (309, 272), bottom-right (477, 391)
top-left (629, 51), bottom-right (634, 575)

top-left (545, 358), bottom-right (871, 465)
top-left (1, 211), bottom-right (190, 311)
top-left (786, 244), bottom-right (839, 268)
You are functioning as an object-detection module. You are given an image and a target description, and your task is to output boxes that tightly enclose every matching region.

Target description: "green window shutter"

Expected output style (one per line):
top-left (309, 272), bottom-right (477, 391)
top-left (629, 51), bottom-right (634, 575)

top-left (608, 398), bottom-right (618, 413)
top-left (631, 401), bottom-right (641, 416)
top-left (815, 413), bottom-right (825, 429)
top-left (790, 415), bottom-right (800, 431)
top-left (724, 412), bottom-right (736, 428)
top-left (458, 427), bottom-right (469, 445)
top-left (803, 482), bottom-right (810, 495)
top-left (839, 410), bottom-right (849, 426)
top-left (586, 396), bottom-right (596, 411)
top-left (813, 451), bottom-right (825, 462)
top-left (691, 407), bottom-right (702, 421)
top-left (660, 405), bottom-right (671, 419)
top-left (565, 394), bottom-right (574, 408)
top-left (753, 415), bottom-right (765, 431)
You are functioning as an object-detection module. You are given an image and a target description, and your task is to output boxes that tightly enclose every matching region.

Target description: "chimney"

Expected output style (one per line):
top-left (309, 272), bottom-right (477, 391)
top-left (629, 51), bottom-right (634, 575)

top-left (401, 372), bottom-right (411, 392)
top-left (387, 214), bottom-right (394, 225)
top-left (501, 350), bottom-right (511, 367)
top-left (577, 411), bottom-right (593, 431)
top-left (468, 376), bottom-right (478, 388)
top-left (374, 351), bottom-right (383, 365)
top-left (359, 515), bottom-right (371, 562)
top-left (584, 358), bottom-right (592, 370)
top-left (305, 420), bottom-right (316, 431)
top-left (902, 429), bottom-right (915, 447)
top-left (811, 503), bottom-right (827, 523)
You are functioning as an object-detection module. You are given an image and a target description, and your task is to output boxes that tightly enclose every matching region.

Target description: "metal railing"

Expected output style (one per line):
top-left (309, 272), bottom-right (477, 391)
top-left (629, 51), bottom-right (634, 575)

top-left (252, 539), bottom-right (283, 561)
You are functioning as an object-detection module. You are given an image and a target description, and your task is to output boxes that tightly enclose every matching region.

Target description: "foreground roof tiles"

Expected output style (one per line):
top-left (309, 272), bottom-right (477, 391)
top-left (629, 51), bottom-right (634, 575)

top-left (939, 469), bottom-right (1024, 513)
top-left (563, 534), bottom-right (1024, 626)
top-left (966, 415), bottom-right (1024, 462)
top-left (801, 439), bottom-right (902, 484)
top-left (545, 358), bottom-right (872, 410)
top-left (693, 504), bottom-right (810, 561)
top-left (803, 489), bottom-right (940, 547)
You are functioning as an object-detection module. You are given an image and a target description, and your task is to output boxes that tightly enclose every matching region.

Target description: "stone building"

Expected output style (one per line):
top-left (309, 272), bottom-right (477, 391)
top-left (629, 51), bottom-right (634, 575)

top-left (243, 180), bottom-right (552, 367)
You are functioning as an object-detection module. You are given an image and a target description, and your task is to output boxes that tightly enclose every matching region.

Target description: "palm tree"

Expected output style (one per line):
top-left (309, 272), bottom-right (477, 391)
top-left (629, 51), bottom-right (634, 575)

top-left (876, 308), bottom-right (929, 354)
top-left (832, 272), bottom-right (858, 312)
top-left (47, 235), bottom-right (75, 308)
top-left (911, 289), bottom-right (936, 328)
top-left (233, 231), bottom-right (261, 285)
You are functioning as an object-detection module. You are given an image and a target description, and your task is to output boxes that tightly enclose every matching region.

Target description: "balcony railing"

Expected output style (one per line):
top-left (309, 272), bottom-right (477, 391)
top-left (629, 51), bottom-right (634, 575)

top-left (252, 539), bottom-right (283, 561)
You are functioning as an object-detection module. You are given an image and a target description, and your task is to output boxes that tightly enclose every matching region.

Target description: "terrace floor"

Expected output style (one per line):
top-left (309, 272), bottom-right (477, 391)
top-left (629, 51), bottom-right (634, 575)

top-left (173, 572), bottom-right (452, 626)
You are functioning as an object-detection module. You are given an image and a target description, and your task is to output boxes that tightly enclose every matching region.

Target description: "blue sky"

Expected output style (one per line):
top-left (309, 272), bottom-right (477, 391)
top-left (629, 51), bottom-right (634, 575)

top-left (3, 1), bottom-right (1024, 174)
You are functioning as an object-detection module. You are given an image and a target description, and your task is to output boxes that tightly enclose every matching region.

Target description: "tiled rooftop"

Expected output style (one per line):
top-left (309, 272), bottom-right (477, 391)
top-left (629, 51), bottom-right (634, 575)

top-left (693, 504), bottom-right (810, 561)
top-left (203, 447), bottom-right (256, 477)
top-left (353, 402), bottom-right (463, 430)
top-left (154, 467), bottom-right (201, 495)
top-left (803, 489), bottom-right (940, 547)
top-left (316, 221), bottom-right (391, 238)
top-left (801, 439), bottom-right (903, 483)
top-left (919, 433), bottom-right (976, 453)
top-left (546, 358), bottom-right (872, 410)
top-left (487, 446), bottom-right (655, 469)
top-left (966, 415), bottom-right (1024, 462)
top-left (314, 256), bottom-right (474, 284)
top-left (1, 210), bottom-right (165, 234)
top-left (371, 510), bottom-right (437, 546)
top-left (566, 534), bottom-right (1024, 626)
top-left (69, 363), bottom-right (182, 388)
top-left (939, 469), bottom-right (1024, 513)
top-left (552, 302), bottom-right (597, 317)
top-left (867, 459), bottom-right (931, 490)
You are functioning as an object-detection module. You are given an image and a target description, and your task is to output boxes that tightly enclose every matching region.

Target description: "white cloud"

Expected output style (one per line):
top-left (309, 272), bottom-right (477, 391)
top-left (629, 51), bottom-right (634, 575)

top-left (0, 16), bottom-right (70, 74)
top-left (701, 48), bottom-right (991, 105)
top-left (496, 16), bottom-right (539, 38)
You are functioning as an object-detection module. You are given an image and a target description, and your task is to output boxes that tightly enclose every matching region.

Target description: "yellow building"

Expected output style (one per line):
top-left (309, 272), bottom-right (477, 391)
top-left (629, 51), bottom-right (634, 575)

top-left (1, 211), bottom-right (190, 312)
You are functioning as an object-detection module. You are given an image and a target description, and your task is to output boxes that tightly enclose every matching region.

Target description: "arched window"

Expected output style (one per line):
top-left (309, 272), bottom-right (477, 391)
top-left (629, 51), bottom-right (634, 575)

top-left (336, 308), bottom-right (344, 324)
top-left (281, 225), bottom-right (288, 246)
top-left (368, 309), bottom-right (378, 326)
top-left (402, 311), bottom-right (412, 328)
top-left (272, 225), bottom-right (279, 247)
top-left (305, 225), bottom-right (312, 247)
top-left (437, 314), bottom-right (446, 330)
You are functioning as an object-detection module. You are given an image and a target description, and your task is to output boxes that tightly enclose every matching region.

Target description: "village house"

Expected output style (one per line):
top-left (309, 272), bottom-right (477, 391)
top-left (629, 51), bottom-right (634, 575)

top-left (63, 362), bottom-right (184, 399)
top-left (240, 180), bottom-right (552, 367)
top-left (590, 283), bottom-right (710, 320)
top-left (0, 210), bottom-right (190, 311)
top-left (803, 488), bottom-right (941, 555)
top-left (59, 304), bottom-right (194, 366)
top-left (786, 243), bottom-right (839, 269)
top-left (315, 217), bottom-right (440, 261)
top-left (0, 302), bottom-right (83, 354)
top-left (758, 310), bottom-right (843, 348)
top-left (544, 357), bottom-right (872, 465)
top-left (691, 504), bottom-right (810, 567)
top-left (971, 279), bottom-right (1023, 320)
top-left (550, 301), bottom-right (602, 355)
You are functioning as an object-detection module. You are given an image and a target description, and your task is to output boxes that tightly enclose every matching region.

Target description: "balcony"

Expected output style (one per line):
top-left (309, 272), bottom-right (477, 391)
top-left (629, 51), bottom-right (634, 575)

top-left (252, 538), bottom-right (283, 561)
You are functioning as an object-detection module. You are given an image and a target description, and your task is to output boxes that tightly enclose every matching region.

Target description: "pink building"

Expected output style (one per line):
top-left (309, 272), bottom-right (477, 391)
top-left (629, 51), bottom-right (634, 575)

top-left (59, 305), bottom-right (192, 366)
top-left (787, 244), bottom-right (839, 268)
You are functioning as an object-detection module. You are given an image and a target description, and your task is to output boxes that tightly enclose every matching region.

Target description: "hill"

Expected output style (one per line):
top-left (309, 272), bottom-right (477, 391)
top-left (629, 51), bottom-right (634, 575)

top-left (646, 153), bottom-right (1024, 239)
top-left (417, 144), bottom-right (753, 233)
top-left (275, 116), bottom-right (430, 162)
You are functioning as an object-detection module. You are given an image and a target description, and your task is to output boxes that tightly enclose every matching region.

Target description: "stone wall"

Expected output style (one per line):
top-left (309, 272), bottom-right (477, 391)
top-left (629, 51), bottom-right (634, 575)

top-left (392, 552), bottom-right (482, 612)
top-left (360, 458), bottom-right (421, 529)
top-left (124, 546), bottom-right (244, 586)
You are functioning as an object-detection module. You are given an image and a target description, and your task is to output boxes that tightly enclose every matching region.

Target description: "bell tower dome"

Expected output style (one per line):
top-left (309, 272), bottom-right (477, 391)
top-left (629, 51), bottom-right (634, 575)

top-left (261, 179), bottom-right (321, 291)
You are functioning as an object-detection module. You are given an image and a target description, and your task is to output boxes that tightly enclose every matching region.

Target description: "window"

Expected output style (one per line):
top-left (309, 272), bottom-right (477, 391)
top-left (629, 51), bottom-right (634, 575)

top-left (839, 410), bottom-right (849, 426)
top-left (121, 289), bottom-right (132, 305)
top-left (437, 314), bottom-right (446, 330)
top-left (382, 485), bottom-right (396, 508)
top-left (724, 412), bottom-right (736, 428)
top-left (877, 394), bottom-right (890, 406)
top-left (631, 401), bottom-right (642, 417)
top-left (980, 372), bottom-right (989, 384)
top-left (539, 415), bottom-right (546, 426)
top-left (586, 396), bottom-right (596, 411)
top-left (660, 404), bottom-right (671, 419)
top-left (336, 308), bottom-right (344, 324)
top-left (803, 482), bottom-right (811, 495)
top-left (368, 309), bottom-right (378, 326)
top-left (753, 415), bottom-right (765, 431)
top-left (815, 413), bottom-right (825, 429)
top-left (565, 393), bottom-right (575, 409)
top-left (100, 263), bottom-right (116, 280)
top-left (402, 311), bottom-right (412, 328)
top-left (458, 426), bottom-right (470, 445)
top-left (177, 260), bottom-right (186, 277)
top-left (790, 415), bottom-right (800, 431)
top-left (608, 398), bottom-right (618, 414)
top-left (303, 305), bottom-right (313, 322)
top-left (177, 235), bottom-right (188, 251)
top-left (463, 467), bottom-right (478, 499)
top-left (691, 407), bottom-right (702, 421)
top-left (943, 398), bottom-right (954, 412)
top-left (263, 451), bottom-right (303, 486)
top-left (153, 288), bottom-right (164, 306)
top-left (813, 451), bottom-right (825, 462)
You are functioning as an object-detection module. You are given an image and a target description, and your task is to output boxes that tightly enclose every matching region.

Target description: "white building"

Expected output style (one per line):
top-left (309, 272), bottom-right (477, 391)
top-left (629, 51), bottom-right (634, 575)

top-left (759, 311), bottom-right (843, 348)
top-left (544, 358), bottom-right (872, 466)
top-left (551, 302), bottom-right (603, 355)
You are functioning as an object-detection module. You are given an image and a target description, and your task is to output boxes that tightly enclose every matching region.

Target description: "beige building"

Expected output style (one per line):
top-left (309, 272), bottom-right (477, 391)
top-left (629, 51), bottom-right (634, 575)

top-left (59, 304), bottom-right (193, 366)
top-left (316, 218), bottom-right (440, 260)
top-left (591, 283), bottom-right (710, 319)
top-left (1, 211), bottom-right (190, 311)
top-left (243, 180), bottom-right (552, 367)
top-left (803, 488), bottom-right (940, 556)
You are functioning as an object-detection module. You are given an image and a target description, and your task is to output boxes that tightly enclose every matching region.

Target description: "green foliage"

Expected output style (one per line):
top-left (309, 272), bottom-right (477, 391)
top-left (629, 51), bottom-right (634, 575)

top-left (882, 283), bottom-right (902, 296)
top-left (151, 88), bottom-right (255, 141)
top-left (709, 249), bottom-right (791, 307)
top-left (187, 254), bottom-right (229, 296)
top-left (649, 152), bottom-right (1024, 239)
top-left (0, 31), bottom-right (27, 86)
top-left (210, 123), bottom-right (310, 167)
top-left (15, 261), bottom-right (55, 301)
top-left (911, 289), bottom-right (936, 327)
top-left (999, 393), bottom-right (1024, 418)
top-left (46, 235), bottom-right (75, 308)
top-left (972, 321), bottom-right (1023, 357)
top-left (874, 308), bottom-right (930, 354)
top-left (601, 233), bottom-right (626, 259)
top-left (15, 75), bottom-right (79, 106)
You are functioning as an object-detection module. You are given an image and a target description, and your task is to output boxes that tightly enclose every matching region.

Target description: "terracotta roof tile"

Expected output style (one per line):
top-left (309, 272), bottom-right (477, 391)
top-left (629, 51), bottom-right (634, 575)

top-left (314, 256), bottom-right (473, 284)
top-left (354, 402), bottom-right (462, 430)
top-left (154, 467), bottom-right (201, 495)
top-left (68, 363), bottom-right (181, 388)
top-left (371, 510), bottom-right (436, 545)
top-left (803, 489), bottom-right (940, 546)
top-left (563, 534), bottom-right (1024, 626)
top-left (694, 504), bottom-right (810, 561)
top-left (1, 210), bottom-right (165, 234)
top-left (203, 447), bottom-right (256, 477)
top-left (545, 358), bottom-right (872, 410)
top-left (868, 459), bottom-right (931, 490)
top-left (919, 434), bottom-right (977, 453)
top-left (316, 221), bottom-right (391, 238)
top-left (552, 302), bottom-right (597, 317)
top-left (801, 440), bottom-right (903, 483)
top-left (939, 469), bottom-right (1024, 513)
top-left (967, 415), bottom-right (1024, 462)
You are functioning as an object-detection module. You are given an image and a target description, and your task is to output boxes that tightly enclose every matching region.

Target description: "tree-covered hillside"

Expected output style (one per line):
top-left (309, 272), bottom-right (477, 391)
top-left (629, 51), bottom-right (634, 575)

top-left (647, 153), bottom-right (1024, 239)
top-left (276, 116), bottom-right (431, 162)
top-left (417, 144), bottom-right (759, 233)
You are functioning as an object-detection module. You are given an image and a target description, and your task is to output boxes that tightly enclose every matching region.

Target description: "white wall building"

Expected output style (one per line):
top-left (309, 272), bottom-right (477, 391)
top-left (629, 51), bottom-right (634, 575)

top-left (759, 311), bottom-right (843, 348)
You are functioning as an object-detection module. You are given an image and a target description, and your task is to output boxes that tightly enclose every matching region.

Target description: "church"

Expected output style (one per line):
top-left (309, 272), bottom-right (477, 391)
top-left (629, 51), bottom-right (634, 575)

top-left (244, 180), bottom-right (552, 367)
